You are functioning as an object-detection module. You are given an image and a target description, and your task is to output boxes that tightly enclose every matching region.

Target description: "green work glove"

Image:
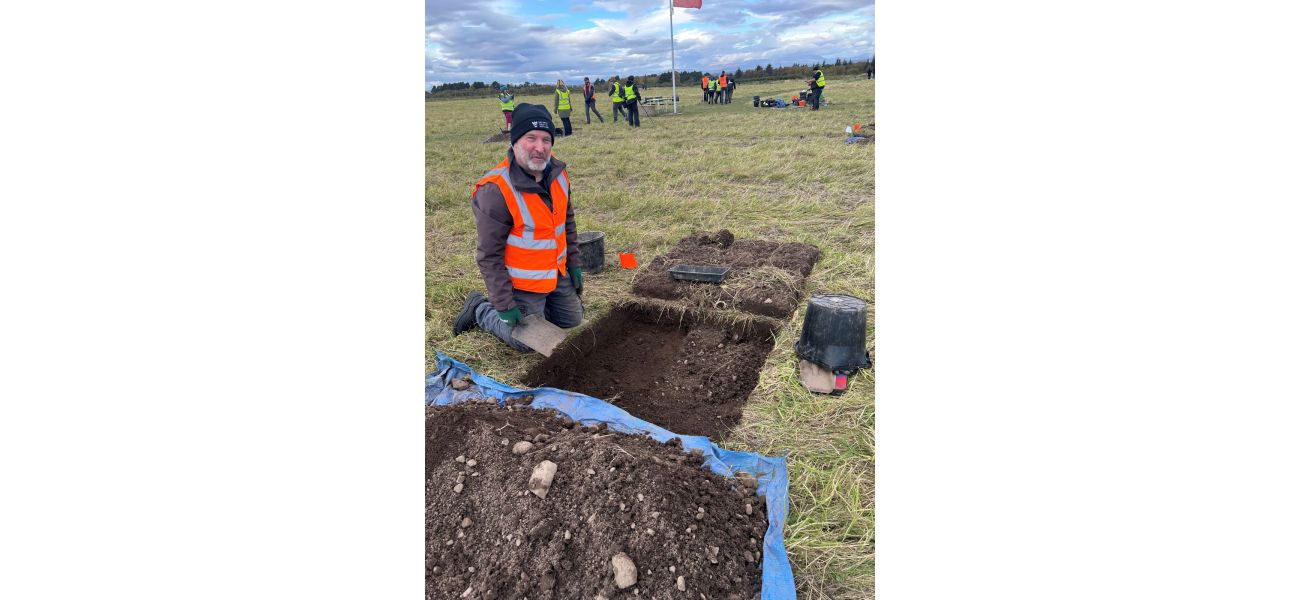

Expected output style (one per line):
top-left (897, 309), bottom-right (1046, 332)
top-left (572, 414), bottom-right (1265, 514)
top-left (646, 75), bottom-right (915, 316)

top-left (497, 307), bottom-right (521, 326)
top-left (570, 266), bottom-right (584, 296)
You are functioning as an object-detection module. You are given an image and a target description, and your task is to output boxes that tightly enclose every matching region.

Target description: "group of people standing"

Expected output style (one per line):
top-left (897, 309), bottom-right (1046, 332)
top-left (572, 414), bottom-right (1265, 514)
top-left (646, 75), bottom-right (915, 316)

top-left (496, 66), bottom-right (830, 130)
top-left (496, 75), bottom-right (647, 133)
top-left (700, 71), bottom-right (735, 104)
top-left (604, 74), bottom-right (645, 127)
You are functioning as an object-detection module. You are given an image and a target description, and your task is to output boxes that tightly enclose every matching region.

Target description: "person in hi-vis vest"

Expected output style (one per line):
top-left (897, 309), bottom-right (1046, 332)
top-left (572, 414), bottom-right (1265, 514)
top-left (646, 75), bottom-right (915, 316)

top-left (623, 76), bottom-right (642, 127)
top-left (553, 79), bottom-right (574, 136)
top-left (581, 76), bottom-right (604, 124)
top-left (608, 74), bottom-right (628, 123)
top-left (810, 67), bottom-right (827, 110)
top-left (452, 103), bottom-right (584, 352)
top-left (497, 85), bottom-right (515, 130)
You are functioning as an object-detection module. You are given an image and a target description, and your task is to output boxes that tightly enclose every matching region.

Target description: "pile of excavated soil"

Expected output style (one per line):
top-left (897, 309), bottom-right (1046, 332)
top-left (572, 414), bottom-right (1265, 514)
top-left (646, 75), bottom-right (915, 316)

top-left (427, 398), bottom-right (767, 600)
top-left (522, 304), bottom-right (776, 441)
top-left (631, 230), bottom-right (821, 319)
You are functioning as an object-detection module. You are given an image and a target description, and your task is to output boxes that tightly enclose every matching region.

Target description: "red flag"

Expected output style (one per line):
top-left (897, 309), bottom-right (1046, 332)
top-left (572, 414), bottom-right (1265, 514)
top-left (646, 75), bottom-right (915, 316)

top-left (673, 0), bottom-right (702, 8)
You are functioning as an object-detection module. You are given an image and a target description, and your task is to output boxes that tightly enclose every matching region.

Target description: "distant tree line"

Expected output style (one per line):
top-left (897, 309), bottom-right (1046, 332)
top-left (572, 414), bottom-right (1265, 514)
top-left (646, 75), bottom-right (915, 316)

top-left (426, 57), bottom-right (874, 100)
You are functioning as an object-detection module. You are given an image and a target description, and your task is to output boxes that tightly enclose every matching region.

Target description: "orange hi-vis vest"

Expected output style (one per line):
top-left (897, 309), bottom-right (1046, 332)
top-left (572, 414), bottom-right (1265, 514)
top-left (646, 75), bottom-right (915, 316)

top-left (474, 157), bottom-right (572, 293)
top-left (702, 76), bottom-right (709, 89)
top-left (719, 74), bottom-right (728, 88)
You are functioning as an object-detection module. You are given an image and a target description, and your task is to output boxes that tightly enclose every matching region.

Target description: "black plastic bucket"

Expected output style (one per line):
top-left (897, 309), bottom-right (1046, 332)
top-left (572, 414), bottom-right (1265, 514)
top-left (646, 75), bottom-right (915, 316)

top-left (577, 231), bottom-right (605, 273)
top-left (794, 294), bottom-right (871, 372)
top-left (752, 95), bottom-right (760, 107)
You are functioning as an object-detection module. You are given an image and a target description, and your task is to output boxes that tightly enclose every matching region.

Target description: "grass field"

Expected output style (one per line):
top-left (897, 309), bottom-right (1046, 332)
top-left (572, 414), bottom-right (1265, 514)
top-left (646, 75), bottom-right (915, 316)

top-left (427, 76), bottom-right (874, 599)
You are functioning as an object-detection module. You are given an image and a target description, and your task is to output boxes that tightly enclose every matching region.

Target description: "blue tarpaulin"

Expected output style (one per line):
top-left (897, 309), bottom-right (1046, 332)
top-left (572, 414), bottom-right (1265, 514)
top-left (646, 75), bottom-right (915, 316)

top-left (427, 352), bottom-right (797, 600)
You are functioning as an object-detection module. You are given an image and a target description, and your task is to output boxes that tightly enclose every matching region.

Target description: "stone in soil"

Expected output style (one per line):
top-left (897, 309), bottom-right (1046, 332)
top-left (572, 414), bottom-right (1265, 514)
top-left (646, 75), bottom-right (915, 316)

top-left (427, 401), bottom-right (766, 600)
top-left (631, 229), bottom-right (821, 319)
top-left (522, 303), bottom-right (778, 441)
top-left (610, 552), bottom-right (637, 588)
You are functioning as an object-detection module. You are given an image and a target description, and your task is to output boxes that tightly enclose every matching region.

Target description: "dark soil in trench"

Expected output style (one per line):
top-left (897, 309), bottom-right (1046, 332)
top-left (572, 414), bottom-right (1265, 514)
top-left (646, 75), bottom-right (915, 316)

top-left (631, 230), bottom-right (821, 319)
top-left (522, 304), bottom-right (777, 442)
top-left (427, 399), bottom-right (767, 600)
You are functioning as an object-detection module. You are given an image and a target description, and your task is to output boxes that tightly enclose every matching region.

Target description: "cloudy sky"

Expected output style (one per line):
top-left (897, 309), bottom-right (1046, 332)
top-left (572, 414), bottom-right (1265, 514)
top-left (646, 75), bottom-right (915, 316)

top-left (426, 0), bottom-right (874, 89)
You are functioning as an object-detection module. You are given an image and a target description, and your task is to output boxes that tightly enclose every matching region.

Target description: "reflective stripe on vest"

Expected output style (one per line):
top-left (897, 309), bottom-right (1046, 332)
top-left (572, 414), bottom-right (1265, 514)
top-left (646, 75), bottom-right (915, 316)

top-left (507, 234), bottom-right (555, 250)
top-left (816, 72), bottom-right (826, 88)
top-left (709, 79), bottom-right (716, 90)
top-left (507, 266), bottom-right (558, 280)
top-left (500, 96), bottom-right (514, 111)
top-left (556, 89), bottom-right (571, 110)
top-left (625, 84), bottom-right (637, 100)
top-left (611, 82), bottom-right (624, 102)
top-left (557, 169), bottom-right (570, 198)
top-left (474, 158), bottom-right (570, 294)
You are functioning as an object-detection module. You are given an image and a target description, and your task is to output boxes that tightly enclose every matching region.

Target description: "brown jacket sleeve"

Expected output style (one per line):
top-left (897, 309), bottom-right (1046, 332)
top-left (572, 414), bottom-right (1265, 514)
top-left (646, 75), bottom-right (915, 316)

top-left (471, 183), bottom-right (517, 312)
top-left (563, 171), bottom-right (581, 271)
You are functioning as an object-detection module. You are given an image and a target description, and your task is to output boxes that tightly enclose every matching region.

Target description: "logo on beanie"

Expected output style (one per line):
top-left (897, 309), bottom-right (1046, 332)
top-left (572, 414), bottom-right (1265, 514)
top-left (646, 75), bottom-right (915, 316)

top-left (532, 121), bottom-right (548, 128)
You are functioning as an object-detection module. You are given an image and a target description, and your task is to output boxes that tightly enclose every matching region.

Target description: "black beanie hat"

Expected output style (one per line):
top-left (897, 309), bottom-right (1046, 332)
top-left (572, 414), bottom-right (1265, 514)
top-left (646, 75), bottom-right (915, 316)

top-left (509, 103), bottom-right (555, 145)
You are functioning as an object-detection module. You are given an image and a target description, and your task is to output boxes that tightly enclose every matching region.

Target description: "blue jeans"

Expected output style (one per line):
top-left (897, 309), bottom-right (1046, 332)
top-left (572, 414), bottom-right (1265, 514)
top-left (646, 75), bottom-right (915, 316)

top-left (474, 273), bottom-right (584, 352)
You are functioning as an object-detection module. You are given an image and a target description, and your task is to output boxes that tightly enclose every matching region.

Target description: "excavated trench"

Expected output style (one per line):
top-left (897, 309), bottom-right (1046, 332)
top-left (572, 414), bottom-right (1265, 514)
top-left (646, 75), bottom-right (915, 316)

top-left (522, 304), bottom-right (778, 442)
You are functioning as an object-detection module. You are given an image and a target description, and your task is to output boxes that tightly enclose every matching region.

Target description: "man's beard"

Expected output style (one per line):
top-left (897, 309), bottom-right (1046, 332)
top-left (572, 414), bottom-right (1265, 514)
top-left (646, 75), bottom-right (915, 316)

top-left (524, 155), bottom-right (551, 173)
top-left (525, 155), bottom-right (551, 172)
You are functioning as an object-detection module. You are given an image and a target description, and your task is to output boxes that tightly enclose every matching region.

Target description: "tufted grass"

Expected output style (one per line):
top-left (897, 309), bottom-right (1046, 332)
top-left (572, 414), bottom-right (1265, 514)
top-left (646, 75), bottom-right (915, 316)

top-left (428, 76), bottom-right (874, 598)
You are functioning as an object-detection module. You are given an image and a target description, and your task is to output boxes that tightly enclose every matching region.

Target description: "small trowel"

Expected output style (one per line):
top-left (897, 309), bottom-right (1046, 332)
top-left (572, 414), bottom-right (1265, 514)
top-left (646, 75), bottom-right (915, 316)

top-left (511, 313), bottom-right (568, 357)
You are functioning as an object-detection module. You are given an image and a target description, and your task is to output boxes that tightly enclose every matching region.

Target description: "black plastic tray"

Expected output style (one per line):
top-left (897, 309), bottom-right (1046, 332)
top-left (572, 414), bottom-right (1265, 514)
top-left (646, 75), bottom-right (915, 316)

top-left (667, 264), bottom-right (731, 283)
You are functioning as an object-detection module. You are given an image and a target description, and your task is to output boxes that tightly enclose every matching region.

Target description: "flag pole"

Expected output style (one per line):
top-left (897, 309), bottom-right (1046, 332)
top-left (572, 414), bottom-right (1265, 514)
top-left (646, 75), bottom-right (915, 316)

top-left (669, 0), bottom-right (679, 114)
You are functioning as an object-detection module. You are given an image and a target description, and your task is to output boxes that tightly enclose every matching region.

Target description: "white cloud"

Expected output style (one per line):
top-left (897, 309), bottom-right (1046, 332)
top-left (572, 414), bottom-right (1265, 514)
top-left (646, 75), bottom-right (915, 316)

top-left (426, 0), bottom-right (872, 89)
